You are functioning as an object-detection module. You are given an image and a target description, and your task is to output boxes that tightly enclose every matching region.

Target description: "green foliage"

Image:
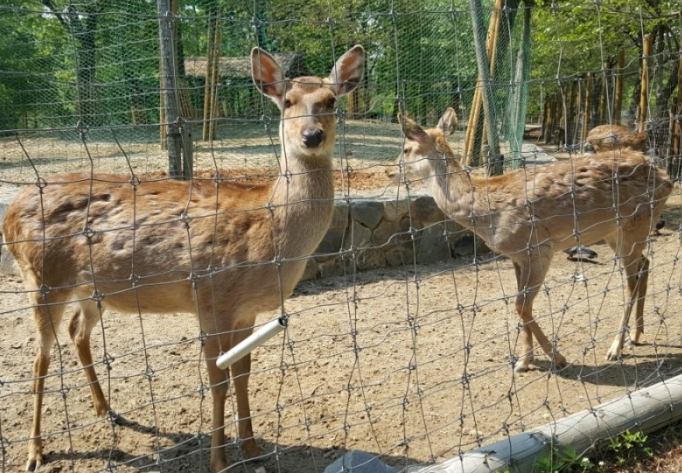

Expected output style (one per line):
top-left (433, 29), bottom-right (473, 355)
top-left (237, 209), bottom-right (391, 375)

top-left (528, 429), bottom-right (655, 472)
top-left (532, 444), bottom-right (593, 473)
top-left (0, 0), bottom-right (679, 131)
top-left (0, 1), bottom-right (66, 129)
top-left (530, 0), bottom-right (680, 85)
top-left (607, 429), bottom-right (654, 466)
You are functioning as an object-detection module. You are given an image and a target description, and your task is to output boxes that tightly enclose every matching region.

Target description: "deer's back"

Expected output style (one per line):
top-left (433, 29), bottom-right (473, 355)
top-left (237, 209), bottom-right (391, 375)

top-left (469, 151), bottom-right (671, 254)
top-left (2, 173), bottom-right (299, 314)
top-left (587, 124), bottom-right (647, 152)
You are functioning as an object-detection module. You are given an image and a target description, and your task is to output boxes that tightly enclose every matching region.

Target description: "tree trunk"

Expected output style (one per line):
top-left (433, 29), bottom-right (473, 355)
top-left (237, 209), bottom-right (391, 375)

top-left (614, 51), bottom-right (624, 124)
top-left (638, 33), bottom-right (652, 133)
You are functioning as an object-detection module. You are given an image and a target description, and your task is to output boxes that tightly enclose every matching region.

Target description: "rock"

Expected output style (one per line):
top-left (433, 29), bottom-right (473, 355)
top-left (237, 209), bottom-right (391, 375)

top-left (324, 450), bottom-right (397, 473)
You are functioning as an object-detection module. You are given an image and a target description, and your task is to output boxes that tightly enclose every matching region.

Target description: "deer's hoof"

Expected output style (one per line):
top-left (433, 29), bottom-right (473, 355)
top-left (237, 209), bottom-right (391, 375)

top-left (242, 439), bottom-right (263, 459)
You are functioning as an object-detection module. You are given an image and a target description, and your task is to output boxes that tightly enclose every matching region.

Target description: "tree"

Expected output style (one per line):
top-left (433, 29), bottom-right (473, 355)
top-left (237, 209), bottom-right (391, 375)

top-left (41, 0), bottom-right (100, 126)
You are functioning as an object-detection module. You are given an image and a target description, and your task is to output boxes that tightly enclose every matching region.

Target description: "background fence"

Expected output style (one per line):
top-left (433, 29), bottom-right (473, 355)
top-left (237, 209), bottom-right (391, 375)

top-left (1, 1), bottom-right (681, 472)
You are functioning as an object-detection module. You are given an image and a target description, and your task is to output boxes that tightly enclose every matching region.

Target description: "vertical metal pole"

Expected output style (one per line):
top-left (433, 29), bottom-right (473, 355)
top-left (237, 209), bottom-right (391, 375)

top-left (158, 0), bottom-right (183, 178)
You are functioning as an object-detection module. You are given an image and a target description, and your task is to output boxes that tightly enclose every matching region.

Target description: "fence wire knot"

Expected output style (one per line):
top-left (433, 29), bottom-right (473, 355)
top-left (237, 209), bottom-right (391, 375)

top-left (34, 176), bottom-right (48, 190)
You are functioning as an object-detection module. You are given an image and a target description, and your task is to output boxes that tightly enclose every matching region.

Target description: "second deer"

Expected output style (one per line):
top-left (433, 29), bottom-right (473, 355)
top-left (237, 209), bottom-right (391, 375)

top-left (3, 45), bottom-right (364, 472)
top-left (586, 124), bottom-right (647, 152)
top-left (387, 108), bottom-right (672, 372)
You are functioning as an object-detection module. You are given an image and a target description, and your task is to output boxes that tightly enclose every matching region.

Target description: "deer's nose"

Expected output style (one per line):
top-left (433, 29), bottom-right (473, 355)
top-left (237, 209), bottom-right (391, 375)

top-left (302, 129), bottom-right (324, 148)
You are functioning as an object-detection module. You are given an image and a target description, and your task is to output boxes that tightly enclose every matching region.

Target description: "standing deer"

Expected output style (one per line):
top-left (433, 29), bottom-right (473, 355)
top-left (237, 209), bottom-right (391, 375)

top-left (2, 45), bottom-right (364, 472)
top-left (586, 124), bottom-right (648, 152)
top-left (386, 108), bottom-right (672, 372)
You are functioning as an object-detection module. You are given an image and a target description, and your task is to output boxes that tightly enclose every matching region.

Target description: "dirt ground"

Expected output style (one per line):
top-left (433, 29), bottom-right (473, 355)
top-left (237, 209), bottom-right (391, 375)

top-left (2, 126), bottom-right (682, 473)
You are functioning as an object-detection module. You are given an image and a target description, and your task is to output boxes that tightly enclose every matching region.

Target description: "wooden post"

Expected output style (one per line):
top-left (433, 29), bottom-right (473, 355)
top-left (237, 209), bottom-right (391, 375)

top-left (583, 73), bottom-right (593, 152)
top-left (572, 78), bottom-right (583, 151)
top-left (201, 19), bottom-right (214, 142)
top-left (544, 92), bottom-right (563, 144)
top-left (347, 89), bottom-right (357, 119)
top-left (208, 25), bottom-right (221, 141)
top-left (638, 33), bottom-right (652, 133)
top-left (564, 80), bottom-right (577, 150)
top-left (614, 50), bottom-right (624, 124)
top-left (598, 62), bottom-right (609, 124)
top-left (159, 64), bottom-right (166, 150)
top-left (202, 18), bottom-right (220, 142)
top-left (158, 0), bottom-right (182, 177)
top-left (540, 99), bottom-right (551, 143)
top-left (669, 15), bottom-right (681, 179)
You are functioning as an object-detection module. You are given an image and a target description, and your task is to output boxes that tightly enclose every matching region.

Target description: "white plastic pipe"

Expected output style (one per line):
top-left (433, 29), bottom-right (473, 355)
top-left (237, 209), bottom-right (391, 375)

top-left (215, 317), bottom-right (287, 370)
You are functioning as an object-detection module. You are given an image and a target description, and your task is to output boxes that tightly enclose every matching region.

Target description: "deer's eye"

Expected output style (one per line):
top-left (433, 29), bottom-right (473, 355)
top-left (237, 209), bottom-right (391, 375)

top-left (284, 99), bottom-right (293, 109)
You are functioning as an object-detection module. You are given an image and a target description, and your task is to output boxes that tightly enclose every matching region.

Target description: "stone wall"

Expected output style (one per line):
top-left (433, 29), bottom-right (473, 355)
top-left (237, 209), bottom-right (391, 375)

top-left (301, 195), bottom-right (489, 280)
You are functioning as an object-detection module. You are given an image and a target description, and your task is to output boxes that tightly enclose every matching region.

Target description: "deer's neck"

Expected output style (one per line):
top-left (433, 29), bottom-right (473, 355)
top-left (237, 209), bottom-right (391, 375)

top-left (269, 155), bottom-right (335, 257)
top-left (425, 155), bottom-right (477, 225)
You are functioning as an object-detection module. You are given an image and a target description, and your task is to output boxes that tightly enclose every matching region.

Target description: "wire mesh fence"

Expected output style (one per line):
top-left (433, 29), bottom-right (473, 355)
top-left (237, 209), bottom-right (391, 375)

top-left (0, 1), bottom-right (681, 472)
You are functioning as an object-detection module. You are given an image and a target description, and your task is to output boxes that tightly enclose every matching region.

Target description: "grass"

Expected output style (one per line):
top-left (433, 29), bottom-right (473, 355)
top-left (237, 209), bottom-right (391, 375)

top-left (523, 423), bottom-right (682, 472)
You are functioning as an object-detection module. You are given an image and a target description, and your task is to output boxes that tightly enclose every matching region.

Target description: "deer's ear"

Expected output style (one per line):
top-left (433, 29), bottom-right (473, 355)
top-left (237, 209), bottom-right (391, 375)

top-left (399, 113), bottom-right (430, 144)
top-left (327, 45), bottom-right (365, 97)
top-left (437, 107), bottom-right (458, 136)
top-left (251, 47), bottom-right (286, 105)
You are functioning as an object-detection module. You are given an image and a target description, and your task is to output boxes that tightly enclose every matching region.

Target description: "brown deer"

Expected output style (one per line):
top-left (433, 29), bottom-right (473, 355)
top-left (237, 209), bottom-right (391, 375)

top-left (386, 108), bottom-right (672, 372)
top-left (2, 45), bottom-right (364, 472)
top-left (586, 124), bottom-right (647, 152)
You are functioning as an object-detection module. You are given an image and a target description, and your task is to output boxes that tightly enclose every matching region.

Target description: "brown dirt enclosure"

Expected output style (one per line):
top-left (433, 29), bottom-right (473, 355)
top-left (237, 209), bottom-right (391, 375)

top-left (1, 122), bottom-right (682, 473)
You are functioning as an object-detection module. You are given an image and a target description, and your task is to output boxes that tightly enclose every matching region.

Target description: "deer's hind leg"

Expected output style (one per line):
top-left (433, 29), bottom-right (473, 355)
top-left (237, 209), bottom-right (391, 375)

top-left (68, 300), bottom-right (109, 417)
top-left (605, 240), bottom-right (650, 361)
top-left (631, 256), bottom-right (649, 345)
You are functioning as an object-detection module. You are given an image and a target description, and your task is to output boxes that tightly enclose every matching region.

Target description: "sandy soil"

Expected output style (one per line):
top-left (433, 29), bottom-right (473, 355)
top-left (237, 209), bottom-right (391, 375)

top-left (1, 190), bottom-right (681, 473)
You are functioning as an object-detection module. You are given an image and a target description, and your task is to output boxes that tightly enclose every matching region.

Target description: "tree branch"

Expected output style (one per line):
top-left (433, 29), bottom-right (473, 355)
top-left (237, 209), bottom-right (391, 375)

top-left (40, 0), bottom-right (69, 30)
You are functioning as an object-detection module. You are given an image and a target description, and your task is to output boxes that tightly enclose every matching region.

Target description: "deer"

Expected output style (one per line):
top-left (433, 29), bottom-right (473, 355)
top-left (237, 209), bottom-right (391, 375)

top-left (386, 107), bottom-right (672, 372)
top-left (586, 124), bottom-right (647, 152)
top-left (2, 45), bottom-right (365, 472)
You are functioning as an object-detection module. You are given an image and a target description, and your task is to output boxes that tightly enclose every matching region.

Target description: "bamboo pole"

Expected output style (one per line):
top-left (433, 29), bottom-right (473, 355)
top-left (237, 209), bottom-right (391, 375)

top-left (464, 88), bottom-right (482, 166)
top-left (469, 0), bottom-right (503, 175)
top-left (464, 0), bottom-right (503, 167)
